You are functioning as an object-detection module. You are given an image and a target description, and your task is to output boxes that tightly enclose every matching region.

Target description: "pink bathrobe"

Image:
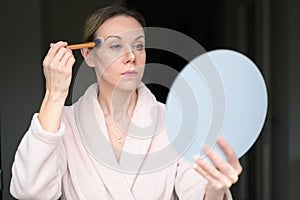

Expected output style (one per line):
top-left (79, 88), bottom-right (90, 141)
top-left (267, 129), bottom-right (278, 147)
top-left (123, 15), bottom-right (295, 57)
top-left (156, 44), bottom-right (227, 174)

top-left (10, 83), bottom-right (232, 200)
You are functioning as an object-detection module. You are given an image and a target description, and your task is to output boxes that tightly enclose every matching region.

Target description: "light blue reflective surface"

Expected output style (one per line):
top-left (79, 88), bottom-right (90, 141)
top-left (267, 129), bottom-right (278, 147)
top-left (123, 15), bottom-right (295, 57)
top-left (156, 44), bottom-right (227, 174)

top-left (166, 49), bottom-right (268, 164)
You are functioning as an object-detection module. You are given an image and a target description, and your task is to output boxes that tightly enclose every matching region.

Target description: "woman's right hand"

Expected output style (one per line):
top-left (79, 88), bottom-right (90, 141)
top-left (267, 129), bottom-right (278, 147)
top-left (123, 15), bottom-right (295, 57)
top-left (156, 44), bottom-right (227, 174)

top-left (38, 41), bottom-right (75, 133)
top-left (42, 41), bottom-right (75, 101)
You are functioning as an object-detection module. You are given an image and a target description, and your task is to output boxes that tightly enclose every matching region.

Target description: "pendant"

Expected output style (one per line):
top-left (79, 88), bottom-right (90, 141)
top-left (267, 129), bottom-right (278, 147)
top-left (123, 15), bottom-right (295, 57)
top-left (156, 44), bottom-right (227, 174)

top-left (117, 138), bottom-right (122, 143)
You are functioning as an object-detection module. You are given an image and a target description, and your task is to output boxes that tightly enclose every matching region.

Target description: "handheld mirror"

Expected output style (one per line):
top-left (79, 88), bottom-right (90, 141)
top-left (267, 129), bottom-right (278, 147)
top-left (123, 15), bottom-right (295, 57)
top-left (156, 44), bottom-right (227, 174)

top-left (166, 49), bottom-right (268, 164)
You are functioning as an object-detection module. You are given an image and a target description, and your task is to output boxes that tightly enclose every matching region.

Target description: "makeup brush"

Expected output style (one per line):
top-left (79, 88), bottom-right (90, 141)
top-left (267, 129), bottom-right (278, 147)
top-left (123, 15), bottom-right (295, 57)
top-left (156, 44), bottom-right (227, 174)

top-left (66, 38), bottom-right (103, 50)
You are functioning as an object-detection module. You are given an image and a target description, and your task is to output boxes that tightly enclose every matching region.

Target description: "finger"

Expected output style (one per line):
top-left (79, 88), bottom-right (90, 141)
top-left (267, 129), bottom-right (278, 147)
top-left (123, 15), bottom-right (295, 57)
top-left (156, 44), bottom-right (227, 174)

top-left (217, 137), bottom-right (243, 174)
top-left (43, 42), bottom-right (68, 66)
top-left (194, 156), bottom-right (233, 188)
top-left (47, 41), bottom-right (68, 58)
top-left (193, 162), bottom-right (215, 183)
top-left (203, 147), bottom-right (239, 183)
top-left (193, 163), bottom-right (227, 192)
top-left (51, 47), bottom-right (70, 66)
top-left (60, 50), bottom-right (74, 67)
top-left (65, 55), bottom-right (76, 72)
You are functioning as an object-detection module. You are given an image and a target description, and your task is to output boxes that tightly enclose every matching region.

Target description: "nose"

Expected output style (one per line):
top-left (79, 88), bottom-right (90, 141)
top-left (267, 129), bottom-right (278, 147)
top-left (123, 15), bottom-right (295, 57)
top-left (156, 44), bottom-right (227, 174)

top-left (123, 49), bottom-right (136, 64)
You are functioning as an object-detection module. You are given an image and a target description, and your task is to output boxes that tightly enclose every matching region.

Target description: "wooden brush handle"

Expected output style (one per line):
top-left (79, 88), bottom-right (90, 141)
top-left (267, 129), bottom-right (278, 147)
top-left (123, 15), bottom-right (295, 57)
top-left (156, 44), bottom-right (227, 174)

top-left (66, 42), bottom-right (95, 50)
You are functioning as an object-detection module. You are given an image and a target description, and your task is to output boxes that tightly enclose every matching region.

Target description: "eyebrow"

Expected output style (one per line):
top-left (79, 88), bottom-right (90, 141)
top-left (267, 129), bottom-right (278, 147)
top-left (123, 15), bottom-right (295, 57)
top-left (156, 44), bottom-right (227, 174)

top-left (104, 35), bottom-right (145, 41)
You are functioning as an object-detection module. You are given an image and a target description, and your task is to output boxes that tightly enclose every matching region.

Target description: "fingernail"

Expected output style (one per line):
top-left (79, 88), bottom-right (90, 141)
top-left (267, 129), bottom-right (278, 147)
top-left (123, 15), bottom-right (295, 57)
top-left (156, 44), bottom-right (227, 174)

top-left (218, 137), bottom-right (225, 145)
top-left (202, 145), bottom-right (211, 154)
top-left (194, 155), bottom-right (201, 161)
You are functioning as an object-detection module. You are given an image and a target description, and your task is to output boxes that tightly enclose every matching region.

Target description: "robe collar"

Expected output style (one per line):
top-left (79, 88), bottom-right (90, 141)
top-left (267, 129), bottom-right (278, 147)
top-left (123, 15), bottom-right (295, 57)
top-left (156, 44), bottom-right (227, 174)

top-left (74, 82), bottom-right (164, 198)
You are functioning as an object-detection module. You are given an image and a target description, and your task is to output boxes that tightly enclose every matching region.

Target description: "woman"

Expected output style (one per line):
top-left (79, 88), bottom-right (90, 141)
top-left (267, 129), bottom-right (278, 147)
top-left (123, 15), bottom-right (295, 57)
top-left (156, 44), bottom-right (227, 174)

top-left (10, 5), bottom-right (242, 200)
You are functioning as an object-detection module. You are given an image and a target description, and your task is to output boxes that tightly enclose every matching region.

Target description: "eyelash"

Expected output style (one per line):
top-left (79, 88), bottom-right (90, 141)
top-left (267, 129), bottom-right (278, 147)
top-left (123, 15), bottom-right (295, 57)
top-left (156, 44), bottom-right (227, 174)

top-left (133, 44), bottom-right (144, 50)
top-left (109, 43), bottom-right (145, 50)
top-left (110, 44), bottom-right (122, 49)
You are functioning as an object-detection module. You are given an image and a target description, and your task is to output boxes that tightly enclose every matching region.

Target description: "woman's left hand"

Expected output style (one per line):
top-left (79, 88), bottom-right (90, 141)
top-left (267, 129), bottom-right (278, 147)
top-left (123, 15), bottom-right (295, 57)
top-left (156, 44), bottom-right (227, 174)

top-left (193, 137), bottom-right (243, 200)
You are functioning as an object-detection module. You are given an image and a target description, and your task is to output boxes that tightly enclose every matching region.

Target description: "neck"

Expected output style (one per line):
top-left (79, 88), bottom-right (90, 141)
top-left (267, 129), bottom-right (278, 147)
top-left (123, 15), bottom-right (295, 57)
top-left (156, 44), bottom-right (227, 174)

top-left (98, 84), bottom-right (137, 122)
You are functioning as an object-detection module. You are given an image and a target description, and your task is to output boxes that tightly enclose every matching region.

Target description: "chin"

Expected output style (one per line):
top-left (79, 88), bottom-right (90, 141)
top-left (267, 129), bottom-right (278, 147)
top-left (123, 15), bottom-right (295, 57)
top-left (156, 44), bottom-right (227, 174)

top-left (114, 79), bottom-right (141, 92)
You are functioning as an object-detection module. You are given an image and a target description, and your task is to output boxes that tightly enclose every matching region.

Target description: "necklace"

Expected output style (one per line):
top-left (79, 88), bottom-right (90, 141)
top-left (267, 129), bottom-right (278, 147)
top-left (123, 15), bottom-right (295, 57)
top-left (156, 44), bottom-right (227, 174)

top-left (99, 92), bottom-right (137, 143)
top-left (106, 122), bottom-right (127, 143)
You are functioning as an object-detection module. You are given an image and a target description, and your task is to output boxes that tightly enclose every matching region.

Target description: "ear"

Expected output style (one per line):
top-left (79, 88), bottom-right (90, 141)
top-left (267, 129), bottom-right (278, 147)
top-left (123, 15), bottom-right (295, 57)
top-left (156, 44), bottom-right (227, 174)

top-left (81, 48), bottom-right (95, 67)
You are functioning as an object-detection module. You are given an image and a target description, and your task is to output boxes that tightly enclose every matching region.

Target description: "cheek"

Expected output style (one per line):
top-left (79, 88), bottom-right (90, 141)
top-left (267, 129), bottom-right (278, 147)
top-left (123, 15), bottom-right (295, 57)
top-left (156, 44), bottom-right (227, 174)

top-left (140, 55), bottom-right (146, 64)
top-left (135, 52), bottom-right (146, 68)
top-left (96, 63), bottom-right (117, 81)
top-left (94, 53), bottom-right (117, 75)
top-left (98, 57), bottom-right (113, 69)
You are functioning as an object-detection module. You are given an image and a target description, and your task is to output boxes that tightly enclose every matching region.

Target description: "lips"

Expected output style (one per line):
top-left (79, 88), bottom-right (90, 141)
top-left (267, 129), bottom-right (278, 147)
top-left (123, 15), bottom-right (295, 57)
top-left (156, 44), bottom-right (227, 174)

top-left (121, 70), bottom-right (138, 76)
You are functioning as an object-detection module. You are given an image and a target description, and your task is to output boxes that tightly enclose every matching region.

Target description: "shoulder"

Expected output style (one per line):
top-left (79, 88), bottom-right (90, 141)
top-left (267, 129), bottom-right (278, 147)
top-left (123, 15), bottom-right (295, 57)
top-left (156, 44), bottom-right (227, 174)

top-left (60, 104), bottom-right (77, 131)
top-left (157, 101), bottom-right (166, 109)
top-left (62, 104), bottom-right (75, 118)
top-left (61, 82), bottom-right (98, 121)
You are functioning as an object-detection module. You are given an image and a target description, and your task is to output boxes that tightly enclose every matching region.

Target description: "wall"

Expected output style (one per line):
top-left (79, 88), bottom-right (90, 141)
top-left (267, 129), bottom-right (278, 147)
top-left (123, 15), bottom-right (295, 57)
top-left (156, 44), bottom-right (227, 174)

top-left (288, 0), bottom-right (300, 198)
top-left (1, 0), bottom-right (43, 199)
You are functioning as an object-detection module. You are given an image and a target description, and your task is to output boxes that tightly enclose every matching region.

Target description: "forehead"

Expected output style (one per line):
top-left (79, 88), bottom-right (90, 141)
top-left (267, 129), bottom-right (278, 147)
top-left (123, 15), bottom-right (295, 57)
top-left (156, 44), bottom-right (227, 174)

top-left (96, 15), bottom-right (144, 39)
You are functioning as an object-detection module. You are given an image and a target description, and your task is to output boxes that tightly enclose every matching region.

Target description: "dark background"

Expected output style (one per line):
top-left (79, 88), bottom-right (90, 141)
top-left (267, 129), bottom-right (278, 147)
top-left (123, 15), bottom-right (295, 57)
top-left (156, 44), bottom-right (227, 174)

top-left (1, 0), bottom-right (300, 199)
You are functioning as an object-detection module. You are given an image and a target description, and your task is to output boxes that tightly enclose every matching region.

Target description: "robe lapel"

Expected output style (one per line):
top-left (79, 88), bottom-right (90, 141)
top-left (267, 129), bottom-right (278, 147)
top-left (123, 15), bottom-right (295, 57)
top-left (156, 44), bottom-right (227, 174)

top-left (90, 159), bottom-right (134, 200)
top-left (74, 83), bottom-right (164, 197)
top-left (118, 83), bottom-right (163, 189)
top-left (74, 83), bottom-right (134, 199)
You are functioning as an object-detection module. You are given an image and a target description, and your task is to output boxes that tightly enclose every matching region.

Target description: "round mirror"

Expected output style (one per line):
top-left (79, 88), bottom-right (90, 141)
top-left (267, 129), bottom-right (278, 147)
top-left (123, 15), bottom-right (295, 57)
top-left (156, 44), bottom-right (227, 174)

top-left (166, 49), bottom-right (268, 164)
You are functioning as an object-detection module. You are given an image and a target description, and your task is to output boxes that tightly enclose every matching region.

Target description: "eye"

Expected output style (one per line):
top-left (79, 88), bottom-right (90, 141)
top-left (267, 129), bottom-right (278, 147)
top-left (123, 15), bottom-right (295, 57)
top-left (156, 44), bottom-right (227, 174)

top-left (133, 43), bottom-right (144, 50)
top-left (110, 44), bottom-right (122, 49)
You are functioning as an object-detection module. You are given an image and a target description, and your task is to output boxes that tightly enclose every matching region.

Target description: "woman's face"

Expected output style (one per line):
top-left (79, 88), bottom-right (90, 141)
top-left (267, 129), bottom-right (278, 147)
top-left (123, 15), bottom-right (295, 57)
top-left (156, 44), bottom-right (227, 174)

top-left (90, 15), bottom-right (146, 92)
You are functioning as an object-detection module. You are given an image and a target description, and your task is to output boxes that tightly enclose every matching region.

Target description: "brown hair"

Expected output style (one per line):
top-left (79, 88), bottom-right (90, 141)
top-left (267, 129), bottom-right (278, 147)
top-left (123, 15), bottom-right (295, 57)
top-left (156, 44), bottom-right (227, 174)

top-left (82, 4), bottom-right (146, 42)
